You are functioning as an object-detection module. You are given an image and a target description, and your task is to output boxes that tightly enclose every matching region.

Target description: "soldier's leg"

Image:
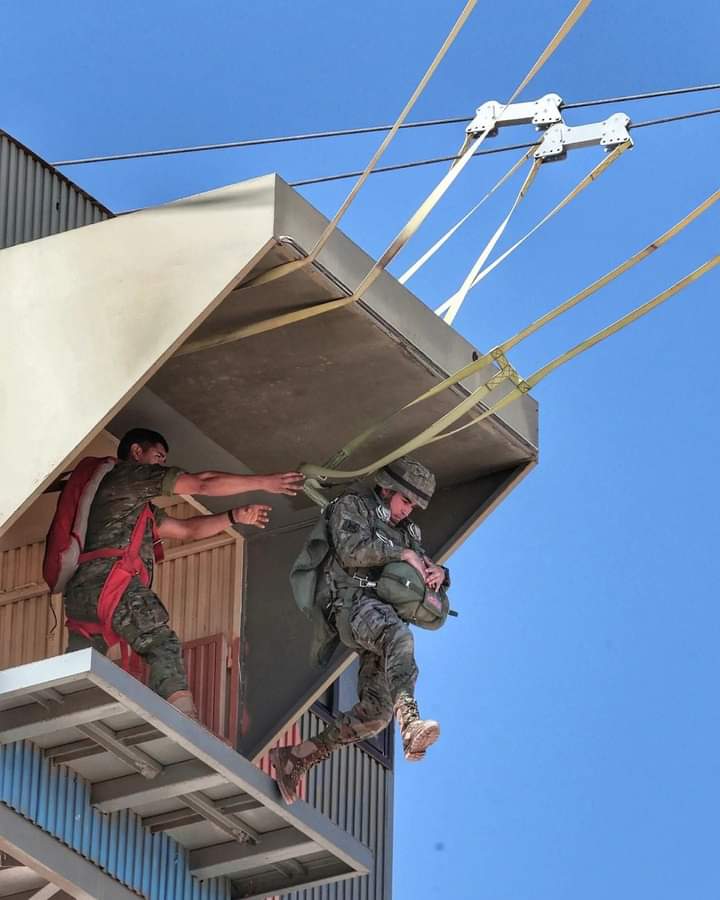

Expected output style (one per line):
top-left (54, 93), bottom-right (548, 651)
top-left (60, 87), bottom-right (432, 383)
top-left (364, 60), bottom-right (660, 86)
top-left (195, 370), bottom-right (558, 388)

top-left (63, 581), bottom-right (109, 655)
top-left (271, 650), bottom-right (393, 804)
top-left (111, 584), bottom-right (190, 704)
top-left (348, 594), bottom-right (418, 702)
top-left (321, 650), bottom-right (394, 747)
top-left (348, 594), bottom-right (438, 762)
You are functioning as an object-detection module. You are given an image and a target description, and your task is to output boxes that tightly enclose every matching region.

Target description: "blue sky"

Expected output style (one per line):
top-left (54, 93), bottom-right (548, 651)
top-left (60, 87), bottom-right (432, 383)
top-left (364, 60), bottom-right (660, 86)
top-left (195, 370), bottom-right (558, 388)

top-left (3, 2), bottom-right (720, 898)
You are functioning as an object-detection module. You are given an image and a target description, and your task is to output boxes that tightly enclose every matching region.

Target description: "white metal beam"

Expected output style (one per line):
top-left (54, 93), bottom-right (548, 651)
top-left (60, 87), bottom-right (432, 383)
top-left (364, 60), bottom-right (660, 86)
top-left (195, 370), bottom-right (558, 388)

top-left (189, 827), bottom-right (317, 879)
top-left (91, 759), bottom-right (225, 813)
top-left (75, 721), bottom-right (162, 779)
top-left (0, 687), bottom-right (125, 744)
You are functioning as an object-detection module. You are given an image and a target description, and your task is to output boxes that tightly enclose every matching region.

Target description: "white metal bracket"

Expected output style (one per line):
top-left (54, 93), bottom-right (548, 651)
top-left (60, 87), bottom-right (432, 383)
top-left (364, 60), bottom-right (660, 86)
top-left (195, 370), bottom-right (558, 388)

top-left (534, 112), bottom-right (633, 161)
top-left (466, 93), bottom-right (563, 138)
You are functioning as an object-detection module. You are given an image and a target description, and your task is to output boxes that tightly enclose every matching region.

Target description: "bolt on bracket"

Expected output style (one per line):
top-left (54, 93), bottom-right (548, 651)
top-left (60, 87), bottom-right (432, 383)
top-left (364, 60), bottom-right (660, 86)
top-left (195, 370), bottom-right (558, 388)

top-left (534, 112), bottom-right (633, 161)
top-left (466, 93), bottom-right (564, 138)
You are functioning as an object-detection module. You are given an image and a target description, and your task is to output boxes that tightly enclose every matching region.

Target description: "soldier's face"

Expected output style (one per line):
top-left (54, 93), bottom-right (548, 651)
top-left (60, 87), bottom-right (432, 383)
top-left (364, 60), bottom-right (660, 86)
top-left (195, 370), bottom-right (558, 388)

top-left (131, 442), bottom-right (168, 465)
top-left (388, 491), bottom-right (416, 524)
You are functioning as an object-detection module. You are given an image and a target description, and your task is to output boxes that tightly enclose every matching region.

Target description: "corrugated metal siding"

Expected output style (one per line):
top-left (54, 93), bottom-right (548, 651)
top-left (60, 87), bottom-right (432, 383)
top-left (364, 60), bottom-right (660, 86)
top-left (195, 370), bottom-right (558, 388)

top-left (0, 541), bottom-right (61, 668)
top-left (0, 131), bottom-right (110, 250)
top-left (284, 712), bottom-right (393, 900)
top-left (154, 538), bottom-right (238, 642)
top-left (0, 506), bottom-right (240, 670)
top-left (0, 740), bottom-right (231, 900)
top-left (184, 634), bottom-right (229, 738)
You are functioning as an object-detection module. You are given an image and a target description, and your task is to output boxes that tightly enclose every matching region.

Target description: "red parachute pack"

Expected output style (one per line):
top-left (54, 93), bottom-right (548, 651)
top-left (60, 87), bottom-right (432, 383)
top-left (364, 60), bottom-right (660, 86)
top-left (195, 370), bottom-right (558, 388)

top-left (43, 457), bottom-right (117, 593)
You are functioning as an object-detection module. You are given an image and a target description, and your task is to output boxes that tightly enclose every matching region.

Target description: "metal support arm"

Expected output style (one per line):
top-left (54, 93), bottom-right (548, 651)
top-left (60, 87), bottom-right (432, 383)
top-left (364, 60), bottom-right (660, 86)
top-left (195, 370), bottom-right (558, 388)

top-left (534, 112), bottom-right (633, 160)
top-left (466, 93), bottom-right (563, 137)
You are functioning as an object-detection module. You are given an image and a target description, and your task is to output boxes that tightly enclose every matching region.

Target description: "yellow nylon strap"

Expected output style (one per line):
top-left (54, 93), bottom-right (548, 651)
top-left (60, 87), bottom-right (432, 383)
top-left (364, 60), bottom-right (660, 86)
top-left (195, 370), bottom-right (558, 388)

top-left (300, 189), bottom-right (720, 481)
top-left (301, 355), bottom-right (527, 483)
top-left (501, 185), bottom-right (720, 354)
top-left (246, 0), bottom-right (591, 297)
top-left (469, 141), bottom-right (630, 290)
top-left (178, 143), bottom-right (628, 356)
top-left (399, 148), bottom-right (535, 285)
top-left (244, 0), bottom-right (479, 291)
top-left (304, 254), bottom-right (720, 479)
top-left (511, 0), bottom-right (592, 101)
top-left (450, 0), bottom-right (592, 165)
top-left (430, 255), bottom-right (720, 445)
top-left (435, 157), bottom-right (542, 324)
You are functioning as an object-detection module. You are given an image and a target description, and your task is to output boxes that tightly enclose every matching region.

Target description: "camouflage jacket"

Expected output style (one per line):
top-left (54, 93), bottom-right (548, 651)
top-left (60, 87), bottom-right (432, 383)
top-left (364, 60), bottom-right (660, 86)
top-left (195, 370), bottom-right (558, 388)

top-left (320, 485), bottom-right (448, 601)
top-left (64, 461), bottom-right (184, 597)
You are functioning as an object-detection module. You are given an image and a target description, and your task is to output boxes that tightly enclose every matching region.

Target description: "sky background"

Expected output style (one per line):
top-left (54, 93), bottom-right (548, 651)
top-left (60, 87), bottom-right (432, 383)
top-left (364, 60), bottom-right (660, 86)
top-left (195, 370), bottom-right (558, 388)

top-left (3, 2), bottom-right (720, 898)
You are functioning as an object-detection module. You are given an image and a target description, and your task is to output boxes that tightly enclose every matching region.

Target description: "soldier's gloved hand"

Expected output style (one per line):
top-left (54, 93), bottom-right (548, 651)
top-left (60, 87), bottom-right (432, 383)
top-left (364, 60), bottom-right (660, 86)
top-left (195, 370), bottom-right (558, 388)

top-left (259, 472), bottom-right (305, 495)
top-left (400, 549), bottom-right (427, 579)
top-left (423, 563), bottom-right (446, 590)
top-left (231, 504), bottom-right (272, 528)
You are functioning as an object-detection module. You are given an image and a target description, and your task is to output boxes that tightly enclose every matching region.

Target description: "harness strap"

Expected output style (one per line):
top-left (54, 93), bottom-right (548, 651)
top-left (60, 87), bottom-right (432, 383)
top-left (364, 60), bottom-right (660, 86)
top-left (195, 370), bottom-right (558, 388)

top-left (66, 504), bottom-right (156, 672)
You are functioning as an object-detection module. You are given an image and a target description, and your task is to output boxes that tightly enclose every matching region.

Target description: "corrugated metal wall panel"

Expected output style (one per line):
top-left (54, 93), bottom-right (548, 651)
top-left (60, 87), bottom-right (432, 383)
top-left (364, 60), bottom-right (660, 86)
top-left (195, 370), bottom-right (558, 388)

top-left (0, 541), bottom-right (60, 668)
top-left (184, 634), bottom-right (228, 738)
top-left (0, 131), bottom-right (110, 250)
top-left (283, 712), bottom-right (393, 900)
top-left (0, 740), bottom-right (231, 900)
top-left (154, 539), bottom-right (238, 642)
top-left (0, 517), bottom-right (240, 670)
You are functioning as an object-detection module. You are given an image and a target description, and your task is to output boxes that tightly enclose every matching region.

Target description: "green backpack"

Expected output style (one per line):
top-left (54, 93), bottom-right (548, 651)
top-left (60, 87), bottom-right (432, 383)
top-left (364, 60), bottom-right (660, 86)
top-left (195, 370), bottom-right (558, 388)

top-left (375, 561), bottom-right (455, 631)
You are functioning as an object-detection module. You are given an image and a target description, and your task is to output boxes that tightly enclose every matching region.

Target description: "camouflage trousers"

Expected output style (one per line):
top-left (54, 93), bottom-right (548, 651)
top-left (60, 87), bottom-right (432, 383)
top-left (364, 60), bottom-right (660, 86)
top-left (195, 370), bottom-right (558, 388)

top-left (64, 576), bottom-right (188, 700)
top-left (321, 593), bottom-right (418, 749)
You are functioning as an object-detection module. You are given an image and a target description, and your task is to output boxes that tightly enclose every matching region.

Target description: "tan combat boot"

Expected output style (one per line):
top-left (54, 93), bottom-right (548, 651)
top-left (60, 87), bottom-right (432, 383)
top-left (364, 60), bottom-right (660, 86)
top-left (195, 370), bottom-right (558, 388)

top-left (395, 694), bottom-right (440, 762)
top-left (166, 690), bottom-right (199, 721)
top-left (270, 740), bottom-right (333, 805)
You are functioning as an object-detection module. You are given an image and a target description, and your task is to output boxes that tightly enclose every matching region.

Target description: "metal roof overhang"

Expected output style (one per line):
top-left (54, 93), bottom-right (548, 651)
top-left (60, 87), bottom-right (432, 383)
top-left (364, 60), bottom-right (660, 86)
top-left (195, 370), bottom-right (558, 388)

top-left (0, 650), bottom-right (372, 898)
top-left (0, 171), bottom-right (538, 756)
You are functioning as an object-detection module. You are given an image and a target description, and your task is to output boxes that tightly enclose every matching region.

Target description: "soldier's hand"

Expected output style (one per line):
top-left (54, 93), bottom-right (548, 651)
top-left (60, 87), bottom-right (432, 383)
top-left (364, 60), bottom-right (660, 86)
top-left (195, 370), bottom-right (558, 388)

top-left (400, 549), bottom-right (427, 578)
top-left (231, 504), bottom-right (272, 528)
top-left (424, 564), bottom-right (445, 590)
top-left (260, 472), bottom-right (305, 496)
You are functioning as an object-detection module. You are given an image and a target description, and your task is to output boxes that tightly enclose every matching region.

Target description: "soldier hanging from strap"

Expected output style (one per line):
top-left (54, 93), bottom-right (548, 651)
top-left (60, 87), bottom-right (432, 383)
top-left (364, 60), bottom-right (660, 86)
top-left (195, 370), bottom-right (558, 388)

top-left (60, 427), bottom-right (304, 719)
top-left (273, 456), bottom-right (450, 804)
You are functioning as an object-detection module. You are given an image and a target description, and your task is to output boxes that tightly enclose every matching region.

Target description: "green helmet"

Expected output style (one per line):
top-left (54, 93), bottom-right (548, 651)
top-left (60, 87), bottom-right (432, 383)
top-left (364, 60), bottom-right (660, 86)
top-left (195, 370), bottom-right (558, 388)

top-left (374, 456), bottom-right (436, 510)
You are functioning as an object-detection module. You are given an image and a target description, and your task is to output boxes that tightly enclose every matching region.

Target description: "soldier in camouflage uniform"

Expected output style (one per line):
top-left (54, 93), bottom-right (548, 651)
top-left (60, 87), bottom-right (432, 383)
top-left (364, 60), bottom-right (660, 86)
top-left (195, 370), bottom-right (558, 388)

top-left (64, 427), bottom-right (303, 718)
top-left (272, 456), bottom-right (449, 804)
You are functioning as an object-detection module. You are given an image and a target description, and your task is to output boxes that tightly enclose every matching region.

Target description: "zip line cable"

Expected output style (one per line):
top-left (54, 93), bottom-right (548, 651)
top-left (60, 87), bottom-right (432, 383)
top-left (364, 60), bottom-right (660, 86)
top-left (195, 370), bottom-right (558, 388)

top-left (290, 106), bottom-right (720, 187)
top-left (400, 106), bottom-right (720, 303)
top-left (50, 82), bottom-right (720, 167)
top-left (299, 187), bottom-right (720, 485)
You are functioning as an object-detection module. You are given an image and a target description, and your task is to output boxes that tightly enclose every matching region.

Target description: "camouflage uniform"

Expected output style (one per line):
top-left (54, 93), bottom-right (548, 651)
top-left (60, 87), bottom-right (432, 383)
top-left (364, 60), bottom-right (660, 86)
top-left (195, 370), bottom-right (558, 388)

top-left (63, 462), bottom-right (186, 700)
top-left (273, 457), bottom-right (446, 803)
top-left (316, 484), bottom-right (447, 749)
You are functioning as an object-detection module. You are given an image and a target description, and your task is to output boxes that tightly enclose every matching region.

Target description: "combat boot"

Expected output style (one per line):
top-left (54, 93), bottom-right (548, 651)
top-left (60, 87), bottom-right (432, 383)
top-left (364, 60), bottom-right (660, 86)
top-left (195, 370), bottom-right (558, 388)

top-left (166, 690), bottom-right (199, 721)
top-left (394, 694), bottom-right (440, 762)
top-left (270, 739), bottom-right (333, 805)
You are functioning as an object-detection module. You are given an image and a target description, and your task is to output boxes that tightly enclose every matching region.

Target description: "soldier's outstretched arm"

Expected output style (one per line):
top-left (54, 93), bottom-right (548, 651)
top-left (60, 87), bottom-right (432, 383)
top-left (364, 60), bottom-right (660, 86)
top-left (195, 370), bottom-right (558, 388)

top-left (157, 505), bottom-right (272, 541)
top-left (174, 471), bottom-right (304, 497)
